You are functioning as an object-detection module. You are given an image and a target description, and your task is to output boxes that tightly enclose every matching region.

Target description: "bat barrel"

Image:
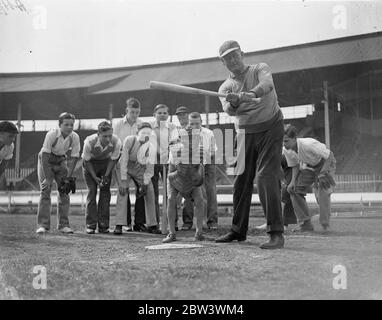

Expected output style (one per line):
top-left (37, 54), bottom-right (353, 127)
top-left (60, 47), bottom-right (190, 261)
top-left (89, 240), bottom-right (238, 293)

top-left (149, 81), bottom-right (226, 98)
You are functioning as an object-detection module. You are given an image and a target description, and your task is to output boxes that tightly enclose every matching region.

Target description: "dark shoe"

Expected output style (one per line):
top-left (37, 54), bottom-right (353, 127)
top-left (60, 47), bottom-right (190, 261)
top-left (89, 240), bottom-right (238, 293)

top-left (133, 224), bottom-right (147, 232)
top-left (147, 226), bottom-right (162, 234)
top-left (98, 228), bottom-right (110, 234)
top-left (215, 231), bottom-right (246, 243)
top-left (260, 232), bottom-right (284, 250)
top-left (207, 223), bottom-right (218, 230)
top-left (293, 220), bottom-right (314, 232)
top-left (113, 225), bottom-right (123, 235)
top-left (180, 225), bottom-right (192, 231)
top-left (194, 233), bottom-right (205, 241)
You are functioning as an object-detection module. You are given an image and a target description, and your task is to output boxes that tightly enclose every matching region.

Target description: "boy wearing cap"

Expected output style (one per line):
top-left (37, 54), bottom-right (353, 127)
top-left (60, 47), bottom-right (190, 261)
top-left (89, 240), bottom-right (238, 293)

top-left (175, 106), bottom-right (195, 230)
top-left (113, 97), bottom-right (145, 232)
top-left (187, 112), bottom-right (218, 230)
top-left (150, 104), bottom-right (179, 227)
top-left (36, 113), bottom-right (80, 234)
top-left (114, 122), bottom-right (161, 235)
top-left (82, 121), bottom-right (121, 234)
top-left (164, 126), bottom-right (205, 243)
top-left (283, 125), bottom-right (336, 232)
top-left (216, 40), bottom-right (285, 249)
top-left (0, 121), bottom-right (19, 177)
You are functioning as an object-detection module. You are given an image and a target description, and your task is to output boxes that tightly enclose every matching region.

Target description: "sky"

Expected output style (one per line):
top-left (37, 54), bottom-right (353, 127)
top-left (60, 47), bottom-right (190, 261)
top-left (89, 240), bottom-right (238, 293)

top-left (0, 0), bottom-right (381, 73)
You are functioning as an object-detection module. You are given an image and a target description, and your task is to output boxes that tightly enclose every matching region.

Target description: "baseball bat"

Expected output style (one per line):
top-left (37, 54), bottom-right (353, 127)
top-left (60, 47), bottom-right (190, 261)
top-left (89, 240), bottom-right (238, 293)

top-left (149, 81), bottom-right (227, 98)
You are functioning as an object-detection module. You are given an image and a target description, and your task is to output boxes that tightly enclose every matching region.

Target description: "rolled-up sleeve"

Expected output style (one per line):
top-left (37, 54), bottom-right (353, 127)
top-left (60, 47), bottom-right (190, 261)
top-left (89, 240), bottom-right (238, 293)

top-left (81, 139), bottom-right (92, 161)
top-left (120, 137), bottom-right (130, 180)
top-left (41, 131), bottom-right (55, 154)
top-left (111, 138), bottom-right (122, 160)
top-left (71, 133), bottom-right (81, 158)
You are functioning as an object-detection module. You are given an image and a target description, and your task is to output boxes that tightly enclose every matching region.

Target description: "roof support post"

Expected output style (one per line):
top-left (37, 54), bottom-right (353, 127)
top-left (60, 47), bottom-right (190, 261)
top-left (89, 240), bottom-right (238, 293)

top-left (205, 96), bottom-right (210, 128)
top-left (369, 71), bottom-right (374, 136)
top-left (109, 103), bottom-right (114, 123)
top-left (323, 81), bottom-right (330, 149)
top-left (15, 103), bottom-right (22, 177)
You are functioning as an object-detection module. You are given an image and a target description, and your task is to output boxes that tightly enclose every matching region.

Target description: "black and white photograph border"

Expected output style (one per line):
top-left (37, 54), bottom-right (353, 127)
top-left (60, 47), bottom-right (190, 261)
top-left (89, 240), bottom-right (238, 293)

top-left (1, 0), bottom-right (382, 306)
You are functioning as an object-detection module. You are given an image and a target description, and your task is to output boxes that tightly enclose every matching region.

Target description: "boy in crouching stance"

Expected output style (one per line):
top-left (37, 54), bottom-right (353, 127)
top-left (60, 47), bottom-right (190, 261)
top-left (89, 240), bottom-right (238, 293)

top-left (82, 121), bottom-right (121, 234)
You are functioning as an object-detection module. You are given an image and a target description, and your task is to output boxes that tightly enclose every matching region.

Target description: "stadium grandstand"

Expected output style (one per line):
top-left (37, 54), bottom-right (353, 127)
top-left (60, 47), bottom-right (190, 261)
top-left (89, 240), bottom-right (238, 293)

top-left (1, 31), bottom-right (382, 194)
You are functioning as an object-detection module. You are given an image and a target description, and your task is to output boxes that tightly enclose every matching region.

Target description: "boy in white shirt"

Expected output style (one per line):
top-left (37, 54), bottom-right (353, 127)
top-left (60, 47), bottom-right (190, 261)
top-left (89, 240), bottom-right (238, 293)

top-left (113, 97), bottom-right (144, 232)
top-left (36, 113), bottom-right (80, 234)
top-left (283, 125), bottom-right (336, 232)
top-left (114, 122), bottom-right (160, 235)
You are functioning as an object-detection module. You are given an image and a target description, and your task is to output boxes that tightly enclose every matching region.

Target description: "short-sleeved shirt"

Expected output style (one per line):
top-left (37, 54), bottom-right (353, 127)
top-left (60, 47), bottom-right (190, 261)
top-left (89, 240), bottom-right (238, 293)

top-left (41, 128), bottom-right (81, 158)
top-left (0, 143), bottom-right (14, 163)
top-left (283, 138), bottom-right (330, 169)
top-left (113, 117), bottom-right (142, 143)
top-left (82, 133), bottom-right (121, 161)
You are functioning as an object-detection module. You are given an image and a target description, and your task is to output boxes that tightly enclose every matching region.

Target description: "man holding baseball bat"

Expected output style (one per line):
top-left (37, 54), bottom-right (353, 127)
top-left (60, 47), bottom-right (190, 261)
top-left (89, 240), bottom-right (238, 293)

top-left (215, 40), bottom-right (285, 249)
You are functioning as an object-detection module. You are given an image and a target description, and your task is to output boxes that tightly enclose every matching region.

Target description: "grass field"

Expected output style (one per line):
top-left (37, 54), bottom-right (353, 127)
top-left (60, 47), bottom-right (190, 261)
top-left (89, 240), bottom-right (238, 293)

top-left (1, 212), bottom-right (382, 300)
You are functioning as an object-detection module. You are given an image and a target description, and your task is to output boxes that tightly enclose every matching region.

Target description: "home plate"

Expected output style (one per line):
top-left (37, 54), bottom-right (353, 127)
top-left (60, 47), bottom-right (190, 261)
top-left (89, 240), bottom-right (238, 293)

top-left (145, 243), bottom-right (204, 250)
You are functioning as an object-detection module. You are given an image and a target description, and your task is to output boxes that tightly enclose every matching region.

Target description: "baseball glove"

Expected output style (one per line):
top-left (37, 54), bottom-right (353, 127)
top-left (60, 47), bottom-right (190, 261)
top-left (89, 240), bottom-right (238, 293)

top-left (317, 172), bottom-right (336, 190)
top-left (58, 177), bottom-right (76, 194)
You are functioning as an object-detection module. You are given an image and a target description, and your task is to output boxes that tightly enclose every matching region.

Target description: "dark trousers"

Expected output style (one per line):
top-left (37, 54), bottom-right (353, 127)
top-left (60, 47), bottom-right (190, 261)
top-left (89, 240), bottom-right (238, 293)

top-left (281, 166), bottom-right (297, 225)
top-left (282, 185), bottom-right (297, 225)
top-left (152, 164), bottom-right (168, 225)
top-left (232, 120), bottom-right (284, 235)
top-left (181, 198), bottom-right (194, 227)
top-left (83, 159), bottom-right (111, 231)
top-left (124, 187), bottom-right (146, 225)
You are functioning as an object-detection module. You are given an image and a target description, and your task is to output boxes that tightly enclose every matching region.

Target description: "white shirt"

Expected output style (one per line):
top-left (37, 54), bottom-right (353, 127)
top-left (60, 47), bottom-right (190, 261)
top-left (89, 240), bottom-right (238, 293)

top-left (283, 138), bottom-right (330, 169)
top-left (200, 127), bottom-right (218, 162)
top-left (113, 117), bottom-right (142, 143)
top-left (119, 136), bottom-right (156, 184)
top-left (41, 128), bottom-right (81, 158)
top-left (150, 120), bottom-right (179, 164)
top-left (0, 143), bottom-right (14, 163)
top-left (170, 127), bottom-right (216, 165)
top-left (82, 133), bottom-right (121, 161)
